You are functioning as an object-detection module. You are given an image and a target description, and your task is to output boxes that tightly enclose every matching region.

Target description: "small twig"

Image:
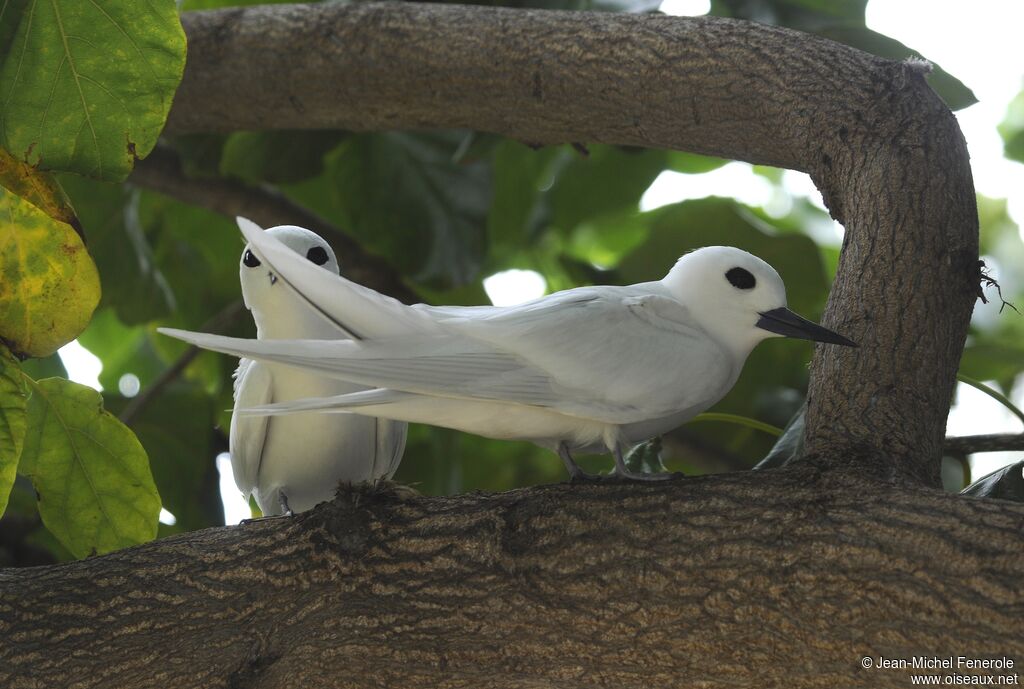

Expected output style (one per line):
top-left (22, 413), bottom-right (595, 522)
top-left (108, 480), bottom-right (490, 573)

top-left (128, 144), bottom-right (420, 304)
top-left (119, 300), bottom-right (246, 427)
top-left (943, 433), bottom-right (1024, 455)
top-left (978, 261), bottom-right (1020, 314)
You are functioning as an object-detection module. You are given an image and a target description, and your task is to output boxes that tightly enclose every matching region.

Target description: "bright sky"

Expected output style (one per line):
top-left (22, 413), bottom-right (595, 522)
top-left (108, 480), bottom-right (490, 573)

top-left (58, 0), bottom-right (1024, 520)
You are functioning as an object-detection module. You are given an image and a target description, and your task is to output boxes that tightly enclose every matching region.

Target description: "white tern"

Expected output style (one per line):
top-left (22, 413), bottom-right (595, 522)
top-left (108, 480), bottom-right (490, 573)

top-left (230, 225), bottom-right (407, 515)
top-left (163, 217), bottom-right (854, 482)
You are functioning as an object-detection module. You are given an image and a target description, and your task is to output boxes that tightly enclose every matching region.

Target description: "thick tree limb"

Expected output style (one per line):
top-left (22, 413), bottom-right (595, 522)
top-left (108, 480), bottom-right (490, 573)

top-left (167, 3), bottom-right (978, 485)
top-left (129, 145), bottom-right (420, 304)
top-left (2, 7), bottom-right (995, 687)
top-left (944, 434), bottom-right (1024, 456)
top-left (1, 466), bottom-right (1021, 689)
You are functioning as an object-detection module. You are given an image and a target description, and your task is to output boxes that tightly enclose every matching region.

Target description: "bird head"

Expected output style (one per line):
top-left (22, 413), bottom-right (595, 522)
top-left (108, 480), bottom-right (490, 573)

top-left (661, 246), bottom-right (856, 358)
top-left (240, 225), bottom-right (340, 333)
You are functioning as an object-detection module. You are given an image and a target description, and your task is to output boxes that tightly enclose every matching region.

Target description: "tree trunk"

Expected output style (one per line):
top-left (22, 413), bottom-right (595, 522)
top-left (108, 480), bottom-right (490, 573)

top-left (1, 471), bottom-right (1022, 689)
top-left (2, 4), bottom-right (1003, 688)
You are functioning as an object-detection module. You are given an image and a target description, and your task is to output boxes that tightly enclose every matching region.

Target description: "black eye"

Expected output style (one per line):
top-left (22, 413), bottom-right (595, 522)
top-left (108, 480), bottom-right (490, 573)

top-left (242, 249), bottom-right (261, 268)
top-left (726, 267), bottom-right (756, 290)
top-left (306, 246), bottom-right (329, 266)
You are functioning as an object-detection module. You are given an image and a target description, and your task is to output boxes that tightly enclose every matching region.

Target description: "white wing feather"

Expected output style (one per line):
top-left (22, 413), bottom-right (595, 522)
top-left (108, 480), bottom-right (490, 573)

top-left (161, 286), bottom-right (730, 425)
top-left (230, 358), bottom-right (273, 499)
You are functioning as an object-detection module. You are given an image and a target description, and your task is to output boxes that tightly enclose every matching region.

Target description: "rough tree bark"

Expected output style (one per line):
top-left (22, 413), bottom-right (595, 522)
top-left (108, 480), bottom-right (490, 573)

top-left (2, 4), bottom-right (1016, 688)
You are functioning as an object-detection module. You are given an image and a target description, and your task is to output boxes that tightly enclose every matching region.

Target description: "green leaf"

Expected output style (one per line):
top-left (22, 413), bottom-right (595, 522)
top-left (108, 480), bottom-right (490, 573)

top-left (220, 130), bottom-right (347, 184)
top-left (488, 140), bottom-right (562, 254)
top-left (624, 436), bottom-right (668, 474)
top-left (0, 344), bottom-right (27, 517)
top-left (18, 351), bottom-right (66, 380)
top-left (1005, 130), bottom-right (1024, 165)
top-left (20, 377), bottom-right (159, 557)
top-left (961, 461), bottom-right (1024, 503)
top-left (549, 145), bottom-right (668, 232)
top-left (0, 0), bottom-right (186, 181)
top-left (959, 343), bottom-right (1024, 393)
top-left (0, 146), bottom-right (79, 230)
top-left (322, 132), bottom-right (491, 288)
top-left (60, 175), bottom-right (175, 324)
top-left (105, 389), bottom-right (222, 532)
top-left (956, 375), bottom-right (1024, 427)
top-left (997, 88), bottom-right (1024, 164)
top-left (0, 185), bottom-right (100, 357)
top-left (666, 151), bottom-right (728, 174)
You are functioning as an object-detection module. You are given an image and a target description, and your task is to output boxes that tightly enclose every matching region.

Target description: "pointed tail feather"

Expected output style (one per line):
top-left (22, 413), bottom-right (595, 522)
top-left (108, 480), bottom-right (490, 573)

top-left (239, 388), bottom-right (415, 417)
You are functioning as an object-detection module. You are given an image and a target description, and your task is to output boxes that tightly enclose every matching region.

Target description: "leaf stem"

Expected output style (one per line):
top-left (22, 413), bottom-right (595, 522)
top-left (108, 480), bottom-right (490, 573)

top-left (690, 413), bottom-right (783, 438)
top-left (956, 374), bottom-right (1024, 427)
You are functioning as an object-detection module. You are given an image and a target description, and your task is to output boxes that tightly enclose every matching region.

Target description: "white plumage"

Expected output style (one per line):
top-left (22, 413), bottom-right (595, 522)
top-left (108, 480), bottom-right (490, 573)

top-left (164, 217), bottom-right (853, 482)
top-left (229, 225), bottom-right (406, 515)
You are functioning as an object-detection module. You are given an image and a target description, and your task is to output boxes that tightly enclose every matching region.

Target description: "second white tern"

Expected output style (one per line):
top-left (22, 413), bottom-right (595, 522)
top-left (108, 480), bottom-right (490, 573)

top-left (163, 217), bottom-right (855, 482)
top-left (231, 225), bottom-right (407, 515)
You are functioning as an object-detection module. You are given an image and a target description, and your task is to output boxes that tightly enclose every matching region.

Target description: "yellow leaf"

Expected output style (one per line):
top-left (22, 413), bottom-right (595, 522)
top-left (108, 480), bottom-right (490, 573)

top-left (0, 147), bottom-right (80, 232)
top-left (0, 187), bottom-right (101, 357)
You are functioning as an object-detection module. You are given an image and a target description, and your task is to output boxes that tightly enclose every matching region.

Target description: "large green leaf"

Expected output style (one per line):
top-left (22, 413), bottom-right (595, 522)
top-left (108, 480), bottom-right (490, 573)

top-left (0, 185), bottom-right (100, 357)
top-left (320, 132), bottom-right (491, 288)
top-left (20, 377), bottom-right (159, 557)
top-left (488, 140), bottom-right (562, 255)
top-left (59, 176), bottom-right (175, 324)
top-left (0, 0), bottom-right (186, 181)
top-left (548, 145), bottom-right (668, 233)
top-left (220, 130), bottom-right (347, 184)
top-left (998, 87), bottom-right (1024, 164)
top-left (105, 389), bottom-right (222, 533)
top-left (0, 344), bottom-right (27, 517)
top-left (0, 146), bottom-right (78, 229)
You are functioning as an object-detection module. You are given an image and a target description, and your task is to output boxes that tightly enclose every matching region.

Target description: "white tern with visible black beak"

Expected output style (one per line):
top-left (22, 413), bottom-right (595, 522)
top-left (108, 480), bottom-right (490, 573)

top-left (230, 225), bottom-right (406, 515)
top-left (163, 217), bottom-right (854, 482)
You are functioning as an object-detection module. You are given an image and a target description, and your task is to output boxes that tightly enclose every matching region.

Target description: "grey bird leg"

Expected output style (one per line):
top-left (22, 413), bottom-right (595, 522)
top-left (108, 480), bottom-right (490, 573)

top-left (240, 491), bottom-right (295, 524)
top-left (611, 444), bottom-right (681, 482)
top-left (558, 442), bottom-right (601, 483)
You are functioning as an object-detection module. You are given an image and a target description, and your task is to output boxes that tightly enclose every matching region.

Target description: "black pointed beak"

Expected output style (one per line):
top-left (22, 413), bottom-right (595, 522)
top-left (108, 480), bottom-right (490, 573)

top-left (269, 272), bottom-right (278, 286)
top-left (756, 307), bottom-right (857, 347)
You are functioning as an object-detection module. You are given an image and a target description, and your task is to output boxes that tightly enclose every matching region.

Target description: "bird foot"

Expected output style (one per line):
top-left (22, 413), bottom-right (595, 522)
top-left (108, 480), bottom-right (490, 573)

top-left (611, 468), bottom-right (685, 482)
top-left (567, 467), bottom-right (606, 483)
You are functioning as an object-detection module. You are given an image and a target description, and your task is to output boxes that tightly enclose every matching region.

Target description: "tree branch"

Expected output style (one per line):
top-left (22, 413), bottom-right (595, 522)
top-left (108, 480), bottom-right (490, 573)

top-left (944, 433), bottom-right (1024, 456)
top-left (166, 3), bottom-right (979, 486)
top-left (128, 144), bottom-right (420, 304)
top-left (1, 467), bottom-right (1021, 689)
